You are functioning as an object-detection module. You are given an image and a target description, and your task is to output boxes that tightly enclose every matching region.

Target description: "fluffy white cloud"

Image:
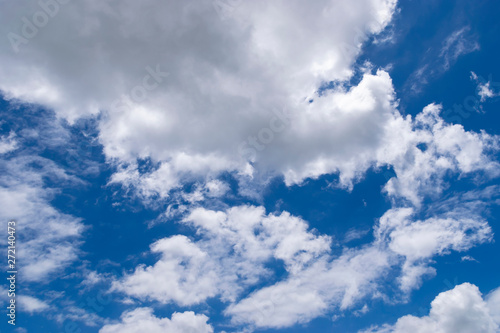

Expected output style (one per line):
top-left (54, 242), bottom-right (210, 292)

top-left (3, 1), bottom-right (500, 331)
top-left (112, 235), bottom-right (219, 306)
top-left (99, 308), bottom-right (213, 333)
top-left (375, 205), bottom-right (493, 293)
top-left (226, 196), bottom-right (495, 328)
top-left (112, 126), bottom-right (500, 326)
top-left (112, 194), bottom-right (495, 329)
top-left (0, 0), bottom-right (400, 196)
top-left (361, 283), bottom-right (500, 333)
top-left (226, 245), bottom-right (392, 328)
top-left (4, 1), bottom-right (493, 207)
top-left (112, 205), bottom-right (332, 305)
top-left (378, 104), bottom-right (499, 206)
top-left (113, 205), bottom-right (394, 329)
top-left (18, 295), bottom-right (50, 314)
top-left (111, 100), bottom-right (499, 328)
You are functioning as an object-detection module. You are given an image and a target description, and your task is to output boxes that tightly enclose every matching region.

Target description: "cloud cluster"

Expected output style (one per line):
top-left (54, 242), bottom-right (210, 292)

top-left (112, 177), bottom-right (497, 329)
top-left (1, 0), bottom-right (499, 332)
top-left (112, 206), bottom-right (332, 306)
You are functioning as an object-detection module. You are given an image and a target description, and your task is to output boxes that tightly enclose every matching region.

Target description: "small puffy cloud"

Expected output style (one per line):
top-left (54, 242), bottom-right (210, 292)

top-left (471, 72), bottom-right (500, 102)
top-left (112, 235), bottom-right (219, 306)
top-left (361, 283), bottom-right (500, 333)
top-left (461, 255), bottom-right (479, 263)
top-left (0, 131), bottom-right (18, 154)
top-left (99, 308), bottom-right (213, 333)
top-left (18, 295), bottom-right (49, 314)
top-left (80, 271), bottom-right (105, 287)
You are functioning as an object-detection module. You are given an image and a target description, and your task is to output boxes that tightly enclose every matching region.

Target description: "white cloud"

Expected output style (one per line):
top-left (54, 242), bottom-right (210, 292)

top-left (380, 104), bottom-right (499, 207)
top-left (361, 283), bottom-right (500, 333)
top-left (0, 155), bottom-right (85, 282)
top-left (486, 287), bottom-right (500, 326)
top-left (112, 235), bottom-right (219, 306)
top-left (112, 206), bottom-right (332, 305)
top-left (225, 201), bottom-right (493, 328)
top-left (377, 207), bottom-right (492, 292)
top-left (111, 115), bottom-right (500, 327)
top-left (343, 228), bottom-right (371, 243)
top-left (80, 271), bottom-right (105, 287)
top-left (471, 72), bottom-right (499, 102)
top-left (0, 0), bottom-right (399, 196)
top-left (440, 27), bottom-right (480, 71)
top-left (0, 131), bottom-right (18, 154)
top-left (406, 27), bottom-right (479, 94)
top-left (226, 246), bottom-right (392, 328)
top-left (112, 193), bottom-right (495, 329)
top-left (99, 308), bottom-right (213, 333)
top-left (2, 1), bottom-right (499, 331)
top-left (461, 255), bottom-right (478, 262)
top-left (18, 295), bottom-right (49, 314)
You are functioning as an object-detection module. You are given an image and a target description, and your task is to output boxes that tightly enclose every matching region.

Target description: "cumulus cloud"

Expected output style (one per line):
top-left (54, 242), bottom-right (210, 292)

top-left (0, 0), bottom-right (399, 196)
top-left (99, 308), bottom-right (213, 333)
top-left (226, 245), bottom-right (392, 328)
top-left (108, 99), bottom-right (500, 328)
top-left (112, 179), bottom-right (497, 329)
top-left (2, 1), bottom-right (500, 331)
top-left (361, 283), bottom-right (500, 333)
top-left (112, 206), bottom-right (332, 305)
top-left (113, 206), bottom-right (394, 329)
top-left (376, 207), bottom-right (492, 292)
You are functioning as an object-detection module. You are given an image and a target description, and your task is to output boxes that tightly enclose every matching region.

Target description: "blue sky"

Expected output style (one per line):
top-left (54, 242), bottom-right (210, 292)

top-left (1, 0), bottom-right (500, 332)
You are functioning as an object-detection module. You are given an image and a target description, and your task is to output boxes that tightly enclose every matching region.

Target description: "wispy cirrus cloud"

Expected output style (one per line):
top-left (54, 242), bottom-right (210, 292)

top-left (405, 26), bottom-right (479, 94)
